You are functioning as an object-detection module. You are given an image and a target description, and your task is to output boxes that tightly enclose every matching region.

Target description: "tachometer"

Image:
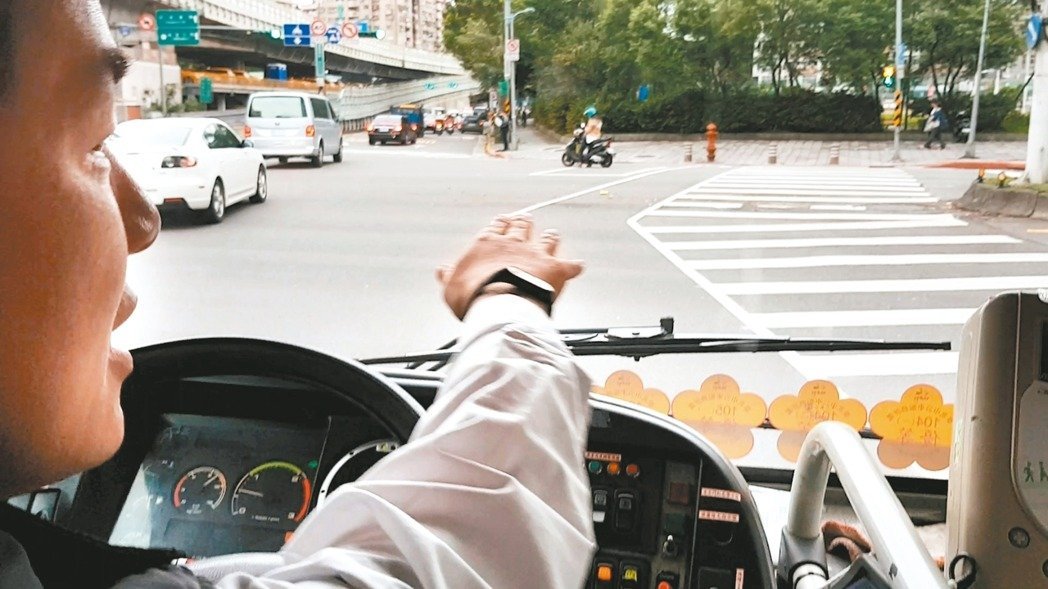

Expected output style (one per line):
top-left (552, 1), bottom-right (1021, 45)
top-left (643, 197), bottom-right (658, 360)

top-left (231, 461), bottom-right (312, 524)
top-left (173, 466), bottom-right (227, 515)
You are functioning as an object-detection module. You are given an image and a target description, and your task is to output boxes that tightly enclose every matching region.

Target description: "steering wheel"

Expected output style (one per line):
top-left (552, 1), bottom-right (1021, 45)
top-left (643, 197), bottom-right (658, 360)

top-left (64, 338), bottom-right (425, 539)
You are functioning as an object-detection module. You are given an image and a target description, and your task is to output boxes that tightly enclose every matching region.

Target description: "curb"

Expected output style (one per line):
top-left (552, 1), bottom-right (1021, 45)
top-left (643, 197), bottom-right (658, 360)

top-left (535, 126), bottom-right (1027, 143)
top-left (924, 160), bottom-right (1025, 170)
top-left (954, 181), bottom-right (1048, 218)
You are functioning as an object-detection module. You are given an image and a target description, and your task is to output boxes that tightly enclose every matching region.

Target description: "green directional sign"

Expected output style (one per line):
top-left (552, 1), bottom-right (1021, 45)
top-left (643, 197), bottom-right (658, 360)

top-left (314, 44), bottom-right (326, 78)
top-left (157, 10), bottom-right (200, 46)
top-left (199, 77), bottom-right (213, 104)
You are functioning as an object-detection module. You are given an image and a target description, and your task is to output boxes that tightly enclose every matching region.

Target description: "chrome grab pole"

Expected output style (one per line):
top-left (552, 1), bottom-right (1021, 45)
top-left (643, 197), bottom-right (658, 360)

top-left (784, 422), bottom-right (948, 589)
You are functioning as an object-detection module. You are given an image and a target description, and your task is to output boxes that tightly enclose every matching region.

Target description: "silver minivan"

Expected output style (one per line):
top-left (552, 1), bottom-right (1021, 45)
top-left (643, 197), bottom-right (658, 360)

top-left (244, 91), bottom-right (344, 167)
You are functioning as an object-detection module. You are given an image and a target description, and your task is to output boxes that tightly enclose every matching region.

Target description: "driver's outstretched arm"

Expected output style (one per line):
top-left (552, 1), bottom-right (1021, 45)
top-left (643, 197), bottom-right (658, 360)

top-left (187, 296), bottom-right (594, 589)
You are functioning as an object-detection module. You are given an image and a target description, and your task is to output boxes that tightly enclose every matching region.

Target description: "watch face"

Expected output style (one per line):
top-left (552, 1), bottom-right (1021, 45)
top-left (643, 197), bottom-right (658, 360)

top-left (507, 267), bottom-right (555, 293)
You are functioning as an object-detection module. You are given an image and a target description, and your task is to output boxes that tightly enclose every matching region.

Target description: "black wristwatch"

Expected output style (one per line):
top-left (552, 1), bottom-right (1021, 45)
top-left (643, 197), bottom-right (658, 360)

top-left (476, 266), bottom-right (555, 315)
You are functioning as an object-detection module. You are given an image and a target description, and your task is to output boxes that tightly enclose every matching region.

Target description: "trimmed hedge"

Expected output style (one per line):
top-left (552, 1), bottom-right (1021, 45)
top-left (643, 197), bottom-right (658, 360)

top-left (536, 88), bottom-right (883, 134)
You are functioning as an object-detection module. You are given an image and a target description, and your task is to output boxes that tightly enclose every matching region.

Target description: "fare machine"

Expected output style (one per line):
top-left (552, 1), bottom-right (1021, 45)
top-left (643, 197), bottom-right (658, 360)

top-left (948, 292), bottom-right (1048, 586)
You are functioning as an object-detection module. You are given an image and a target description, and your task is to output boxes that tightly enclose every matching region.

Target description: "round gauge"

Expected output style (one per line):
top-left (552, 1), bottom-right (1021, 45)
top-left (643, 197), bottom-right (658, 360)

top-left (173, 466), bottom-right (227, 515)
top-left (318, 440), bottom-right (400, 507)
top-left (231, 461), bottom-right (312, 524)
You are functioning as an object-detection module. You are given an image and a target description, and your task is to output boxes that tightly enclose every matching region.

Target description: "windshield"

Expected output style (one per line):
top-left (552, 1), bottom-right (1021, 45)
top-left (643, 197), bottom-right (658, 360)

top-left (248, 96), bottom-right (306, 118)
top-left (107, 0), bottom-right (1034, 483)
top-left (111, 122), bottom-right (192, 147)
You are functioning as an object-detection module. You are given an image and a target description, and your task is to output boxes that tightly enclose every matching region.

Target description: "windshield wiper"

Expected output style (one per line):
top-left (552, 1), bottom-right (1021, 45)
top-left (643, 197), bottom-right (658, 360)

top-left (359, 317), bottom-right (952, 367)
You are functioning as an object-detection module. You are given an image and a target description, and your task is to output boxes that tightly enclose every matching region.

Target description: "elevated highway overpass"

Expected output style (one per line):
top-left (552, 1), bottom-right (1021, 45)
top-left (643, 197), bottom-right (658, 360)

top-left (108, 0), bottom-right (466, 80)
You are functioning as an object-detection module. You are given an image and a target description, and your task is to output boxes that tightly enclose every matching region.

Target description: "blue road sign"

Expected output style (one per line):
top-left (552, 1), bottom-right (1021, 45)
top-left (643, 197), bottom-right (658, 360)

top-left (118, 25), bottom-right (133, 37)
top-left (359, 21), bottom-right (369, 33)
top-left (895, 43), bottom-right (908, 68)
top-left (638, 84), bottom-right (650, 102)
top-left (326, 26), bottom-right (341, 44)
top-left (1027, 14), bottom-right (1043, 50)
top-left (283, 23), bottom-right (312, 47)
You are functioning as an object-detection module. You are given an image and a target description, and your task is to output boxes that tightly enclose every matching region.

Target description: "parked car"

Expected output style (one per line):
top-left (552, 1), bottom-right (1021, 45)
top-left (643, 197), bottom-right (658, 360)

top-left (243, 91), bottom-right (343, 167)
top-left (108, 118), bottom-right (267, 224)
top-left (367, 114), bottom-right (418, 145)
top-left (461, 112), bottom-right (487, 134)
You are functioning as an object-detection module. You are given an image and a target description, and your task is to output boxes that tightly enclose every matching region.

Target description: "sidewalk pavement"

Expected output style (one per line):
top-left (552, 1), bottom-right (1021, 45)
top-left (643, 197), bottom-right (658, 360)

top-left (500, 127), bottom-right (1028, 168)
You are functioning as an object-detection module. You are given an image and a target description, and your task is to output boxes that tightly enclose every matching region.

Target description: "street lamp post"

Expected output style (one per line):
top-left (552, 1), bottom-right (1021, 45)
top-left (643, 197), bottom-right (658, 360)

top-left (964, 0), bottom-right (992, 158)
top-left (504, 5), bottom-right (534, 150)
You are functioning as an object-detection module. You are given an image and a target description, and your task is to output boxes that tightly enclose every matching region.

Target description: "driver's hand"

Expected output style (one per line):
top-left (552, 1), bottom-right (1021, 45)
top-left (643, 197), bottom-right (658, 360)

top-left (437, 214), bottom-right (584, 320)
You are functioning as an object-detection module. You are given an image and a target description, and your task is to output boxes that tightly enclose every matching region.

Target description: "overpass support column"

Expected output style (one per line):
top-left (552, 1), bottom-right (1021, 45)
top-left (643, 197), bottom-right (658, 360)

top-left (216, 94), bottom-right (227, 110)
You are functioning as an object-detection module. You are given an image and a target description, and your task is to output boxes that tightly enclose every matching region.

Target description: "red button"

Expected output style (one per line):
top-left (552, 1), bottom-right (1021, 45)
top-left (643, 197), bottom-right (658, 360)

top-left (625, 463), bottom-right (641, 477)
top-left (658, 582), bottom-right (673, 589)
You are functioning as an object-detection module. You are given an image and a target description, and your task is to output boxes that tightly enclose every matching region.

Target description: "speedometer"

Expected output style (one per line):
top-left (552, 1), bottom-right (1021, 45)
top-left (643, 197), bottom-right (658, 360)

top-left (230, 461), bottom-right (312, 524)
top-left (173, 466), bottom-right (226, 515)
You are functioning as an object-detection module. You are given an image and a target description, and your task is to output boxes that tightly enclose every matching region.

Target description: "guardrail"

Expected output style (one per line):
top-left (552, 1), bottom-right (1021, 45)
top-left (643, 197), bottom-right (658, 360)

top-left (155, 0), bottom-right (465, 75)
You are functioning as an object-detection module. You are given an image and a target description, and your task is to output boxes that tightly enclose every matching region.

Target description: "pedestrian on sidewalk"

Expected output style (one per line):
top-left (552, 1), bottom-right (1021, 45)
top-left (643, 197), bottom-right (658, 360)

top-left (494, 113), bottom-right (510, 151)
top-left (923, 101), bottom-right (947, 150)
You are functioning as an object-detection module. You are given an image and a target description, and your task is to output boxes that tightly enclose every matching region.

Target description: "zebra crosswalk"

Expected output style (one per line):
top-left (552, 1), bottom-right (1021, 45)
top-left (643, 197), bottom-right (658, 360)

top-left (629, 166), bottom-right (1048, 402)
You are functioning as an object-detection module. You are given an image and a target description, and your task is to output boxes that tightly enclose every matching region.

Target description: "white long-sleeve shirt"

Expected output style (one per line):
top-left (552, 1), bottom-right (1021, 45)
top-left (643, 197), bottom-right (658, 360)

top-left (188, 295), bottom-right (596, 588)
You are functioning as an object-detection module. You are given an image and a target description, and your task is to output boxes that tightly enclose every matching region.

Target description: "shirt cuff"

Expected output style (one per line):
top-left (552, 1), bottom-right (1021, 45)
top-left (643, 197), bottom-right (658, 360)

top-left (459, 294), bottom-right (557, 346)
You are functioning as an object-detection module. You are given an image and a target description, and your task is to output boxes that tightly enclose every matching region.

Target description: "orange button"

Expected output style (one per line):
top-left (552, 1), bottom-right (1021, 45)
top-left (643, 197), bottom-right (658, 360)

top-left (626, 463), bottom-right (641, 477)
top-left (607, 462), bottom-right (621, 476)
top-left (597, 564), bottom-right (613, 582)
top-left (657, 582), bottom-right (673, 589)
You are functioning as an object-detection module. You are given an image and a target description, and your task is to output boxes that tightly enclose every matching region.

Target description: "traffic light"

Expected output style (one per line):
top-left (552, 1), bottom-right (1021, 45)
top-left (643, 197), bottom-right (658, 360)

top-left (882, 65), bottom-right (896, 90)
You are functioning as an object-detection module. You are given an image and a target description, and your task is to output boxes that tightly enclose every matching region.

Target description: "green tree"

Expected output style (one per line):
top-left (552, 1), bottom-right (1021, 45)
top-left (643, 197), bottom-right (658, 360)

top-left (908, 0), bottom-right (1023, 101)
top-left (814, 0), bottom-right (894, 95)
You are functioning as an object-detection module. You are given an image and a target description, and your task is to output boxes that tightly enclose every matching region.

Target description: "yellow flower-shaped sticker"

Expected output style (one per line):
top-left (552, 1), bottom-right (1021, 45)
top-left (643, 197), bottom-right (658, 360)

top-left (671, 374), bottom-right (767, 459)
top-left (769, 380), bottom-right (868, 462)
top-left (869, 384), bottom-right (953, 471)
top-left (591, 370), bottom-right (670, 415)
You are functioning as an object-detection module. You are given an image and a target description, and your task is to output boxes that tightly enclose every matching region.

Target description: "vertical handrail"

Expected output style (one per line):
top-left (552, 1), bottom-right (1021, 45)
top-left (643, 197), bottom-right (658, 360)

top-left (784, 422), bottom-right (948, 589)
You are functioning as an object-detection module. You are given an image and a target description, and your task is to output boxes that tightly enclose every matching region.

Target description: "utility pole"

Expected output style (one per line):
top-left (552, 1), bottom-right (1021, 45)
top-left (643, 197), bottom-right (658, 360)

top-left (964, 0), bottom-right (992, 158)
top-left (892, 0), bottom-right (903, 162)
top-left (1026, 6), bottom-right (1048, 182)
top-left (509, 16), bottom-right (518, 150)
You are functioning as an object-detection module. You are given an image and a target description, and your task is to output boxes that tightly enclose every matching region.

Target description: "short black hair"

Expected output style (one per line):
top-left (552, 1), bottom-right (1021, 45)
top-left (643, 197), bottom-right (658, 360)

top-left (0, 1), bottom-right (13, 101)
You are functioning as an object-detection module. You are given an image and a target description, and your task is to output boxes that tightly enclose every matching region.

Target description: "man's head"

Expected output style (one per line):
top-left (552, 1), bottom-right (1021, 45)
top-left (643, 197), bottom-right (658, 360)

top-left (0, 0), bottom-right (160, 497)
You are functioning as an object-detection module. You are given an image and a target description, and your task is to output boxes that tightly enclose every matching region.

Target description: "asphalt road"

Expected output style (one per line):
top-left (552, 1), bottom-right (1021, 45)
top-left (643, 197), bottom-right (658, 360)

top-left (116, 131), bottom-right (1048, 473)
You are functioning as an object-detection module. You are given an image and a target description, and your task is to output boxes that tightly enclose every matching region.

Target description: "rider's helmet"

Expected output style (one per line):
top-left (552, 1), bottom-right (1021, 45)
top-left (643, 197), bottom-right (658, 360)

top-left (583, 105), bottom-right (598, 118)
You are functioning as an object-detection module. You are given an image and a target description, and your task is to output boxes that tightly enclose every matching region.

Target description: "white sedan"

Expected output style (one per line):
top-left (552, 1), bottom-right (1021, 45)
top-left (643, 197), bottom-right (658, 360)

top-left (108, 118), bottom-right (267, 224)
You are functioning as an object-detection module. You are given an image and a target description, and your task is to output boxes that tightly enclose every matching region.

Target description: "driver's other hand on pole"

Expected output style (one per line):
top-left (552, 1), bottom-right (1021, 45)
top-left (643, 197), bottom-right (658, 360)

top-left (436, 214), bottom-right (585, 320)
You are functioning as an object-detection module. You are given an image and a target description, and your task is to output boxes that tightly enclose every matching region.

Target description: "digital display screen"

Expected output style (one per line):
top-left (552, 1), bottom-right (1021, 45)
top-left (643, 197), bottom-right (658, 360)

top-left (110, 414), bottom-right (327, 557)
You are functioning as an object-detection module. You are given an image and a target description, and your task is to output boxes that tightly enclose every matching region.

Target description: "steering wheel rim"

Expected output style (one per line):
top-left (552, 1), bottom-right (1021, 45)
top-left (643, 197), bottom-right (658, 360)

top-left (125, 337), bottom-right (424, 441)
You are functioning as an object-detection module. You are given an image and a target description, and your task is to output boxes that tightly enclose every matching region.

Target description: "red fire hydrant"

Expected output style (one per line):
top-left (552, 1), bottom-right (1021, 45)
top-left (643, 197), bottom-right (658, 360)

top-left (706, 123), bottom-right (718, 162)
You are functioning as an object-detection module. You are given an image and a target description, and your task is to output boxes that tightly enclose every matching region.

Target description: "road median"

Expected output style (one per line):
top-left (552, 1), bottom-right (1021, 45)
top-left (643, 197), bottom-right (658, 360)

top-left (954, 181), bottom-right (1048, 219)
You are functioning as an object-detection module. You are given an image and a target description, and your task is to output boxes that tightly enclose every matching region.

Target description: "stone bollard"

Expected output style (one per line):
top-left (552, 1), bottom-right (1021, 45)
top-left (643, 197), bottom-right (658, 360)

top-left (684, 143), bottom-right (693, 163)
top-left (706, 123), bottom-right (718, 162)
top-left (829, 143), bottom-right (840, 165)
top-left (768, 144), bottom-right (778, 165)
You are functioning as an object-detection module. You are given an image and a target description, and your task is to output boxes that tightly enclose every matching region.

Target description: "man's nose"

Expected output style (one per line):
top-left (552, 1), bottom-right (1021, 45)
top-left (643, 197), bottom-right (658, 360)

top-left (105, 146), bottom-right (160, 254)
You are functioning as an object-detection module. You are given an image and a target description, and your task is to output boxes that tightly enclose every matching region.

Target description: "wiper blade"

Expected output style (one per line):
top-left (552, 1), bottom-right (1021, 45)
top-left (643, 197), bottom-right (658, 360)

top-left (359, 317), bottom-right (951, 367)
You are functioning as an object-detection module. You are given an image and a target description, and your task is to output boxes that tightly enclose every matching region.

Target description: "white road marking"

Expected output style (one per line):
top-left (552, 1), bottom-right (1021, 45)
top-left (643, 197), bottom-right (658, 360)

top-left (530, 166), bottom-right (666, 177)
top-left (661, 200), bottom-right (744, 210)
top-left (644, 210), bottom-right (944, 221)
top-left (753, 308), bottom-right (975, 328)
top-left (809, 204), bottom-right (868, 211)
top-left (514, 167), bottom-right (685, 214)
top-left (719, 275), bottom-right (1048, 295)
top-left (643, 218), bottom-right (967, 234)
top-left (666, 234), bottom-right (1017, 251)
top-left (685, 187), bottom-right (927, 196)
top-left (788, 352), bottom-right (961, 377)
top-left (672, 194), bottom-right (936, 204)
top-left (688, 252), bottom-right (1048, 270)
